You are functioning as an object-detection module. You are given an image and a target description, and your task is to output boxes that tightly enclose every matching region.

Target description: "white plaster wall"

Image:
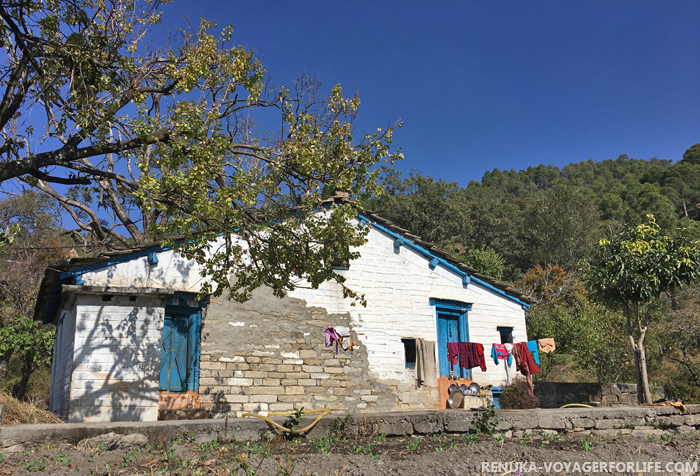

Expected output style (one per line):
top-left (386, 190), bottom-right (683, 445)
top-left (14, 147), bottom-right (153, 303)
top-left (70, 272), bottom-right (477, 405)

top-left (75, 220), bottom-right (526, 389)
top-left (49, 308), bottom-right (76, 420)
top-left (68, 294), bottom-right (165, 422)
top-left (288, 224), bottom-right (528, 387)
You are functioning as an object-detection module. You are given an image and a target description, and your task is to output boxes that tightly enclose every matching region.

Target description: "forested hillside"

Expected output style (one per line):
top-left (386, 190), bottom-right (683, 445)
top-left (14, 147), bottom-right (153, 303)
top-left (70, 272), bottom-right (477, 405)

top-left (367, 144), bottom-right (700, 401)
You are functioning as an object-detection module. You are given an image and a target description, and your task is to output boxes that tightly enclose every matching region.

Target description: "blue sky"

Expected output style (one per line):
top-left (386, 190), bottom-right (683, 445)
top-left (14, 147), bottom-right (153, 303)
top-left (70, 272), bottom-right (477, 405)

top-left (163, 1), bottom-right (700, 185)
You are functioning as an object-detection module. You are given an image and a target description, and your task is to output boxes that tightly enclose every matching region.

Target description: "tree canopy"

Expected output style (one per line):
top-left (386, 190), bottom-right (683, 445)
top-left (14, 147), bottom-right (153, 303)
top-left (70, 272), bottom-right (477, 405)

top-left (0, 0), bottom-right (402, 302)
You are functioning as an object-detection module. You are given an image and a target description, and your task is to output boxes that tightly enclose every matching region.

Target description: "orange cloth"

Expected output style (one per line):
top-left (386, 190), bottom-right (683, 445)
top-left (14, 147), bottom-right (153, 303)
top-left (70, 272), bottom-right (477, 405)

top-left (537, 338), bottom-right (556, 354)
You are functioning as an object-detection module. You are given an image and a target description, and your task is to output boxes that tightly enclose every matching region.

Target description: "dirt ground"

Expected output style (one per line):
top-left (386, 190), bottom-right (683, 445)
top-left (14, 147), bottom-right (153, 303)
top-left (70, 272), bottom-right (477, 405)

top-left (1, 430), bottom-right (700, 476)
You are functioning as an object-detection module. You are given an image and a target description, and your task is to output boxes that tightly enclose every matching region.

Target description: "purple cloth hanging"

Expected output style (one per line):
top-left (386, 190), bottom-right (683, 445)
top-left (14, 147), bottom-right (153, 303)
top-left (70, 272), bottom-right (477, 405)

top-left (325, 326), bottom-right (341, 354)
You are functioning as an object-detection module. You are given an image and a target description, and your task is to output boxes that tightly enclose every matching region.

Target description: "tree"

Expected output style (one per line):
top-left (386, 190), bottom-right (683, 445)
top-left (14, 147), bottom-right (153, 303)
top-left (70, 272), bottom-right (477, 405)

top-left (458, 246), bottom-right (505, 280)
top-left (0, 0), bottom-right (402, 301)
top-left (0, 315), bottom-right (54, 399)
top-left (584, 215), bottom-right (700, 403)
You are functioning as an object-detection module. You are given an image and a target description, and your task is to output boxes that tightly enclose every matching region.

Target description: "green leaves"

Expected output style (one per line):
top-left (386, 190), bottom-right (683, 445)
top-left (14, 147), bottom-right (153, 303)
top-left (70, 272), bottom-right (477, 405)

top-left (585, 215), bottom-right (700, 308)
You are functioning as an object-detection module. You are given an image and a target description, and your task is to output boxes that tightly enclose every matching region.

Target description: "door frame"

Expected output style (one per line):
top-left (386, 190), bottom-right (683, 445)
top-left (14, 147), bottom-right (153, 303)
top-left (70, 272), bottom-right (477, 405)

top-left (432, 299), bottom-right (472, 378)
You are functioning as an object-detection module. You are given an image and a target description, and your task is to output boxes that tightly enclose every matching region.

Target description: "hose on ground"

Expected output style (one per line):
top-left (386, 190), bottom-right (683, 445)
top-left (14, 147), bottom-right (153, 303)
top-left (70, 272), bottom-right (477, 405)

top-left (241, 408), bottom-right (332, 434)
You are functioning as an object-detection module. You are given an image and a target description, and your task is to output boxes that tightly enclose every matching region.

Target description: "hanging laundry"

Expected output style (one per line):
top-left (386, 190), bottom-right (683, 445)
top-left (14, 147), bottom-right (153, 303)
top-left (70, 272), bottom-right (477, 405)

top-left (457, 342), bottom-right (487, 372)
top-left (415, 338), bottom-right (438, 388)
top-left (335, 326), bottom-right (354, 351)
top-left (491, 343), bottom-right (512, 385)
top-left (446, 342), bottom-right (460, 374)
top-left (526, 340), bottom-right (540, 364)
top-left (513, 341), bottom-right (540, 396)
top-left (491, 344), bottom-right (512, 365)
top-left (325, 326), bottom-right (354, 354)
top-left (537, 338), bottom-right (556, 354)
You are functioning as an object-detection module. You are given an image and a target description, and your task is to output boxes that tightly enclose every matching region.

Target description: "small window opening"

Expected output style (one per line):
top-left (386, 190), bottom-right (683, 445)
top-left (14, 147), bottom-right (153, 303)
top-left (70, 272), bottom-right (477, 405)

top-left (330, 246), bottom-right (350, 270)
top-left (129, 296), bottom-right (137, 302)
top-left (101, 295), bottom-right (113, 302)
top-left (402, 338), bottom-right (416, 369)
top-left (497, 326), bottom-right (513, 344)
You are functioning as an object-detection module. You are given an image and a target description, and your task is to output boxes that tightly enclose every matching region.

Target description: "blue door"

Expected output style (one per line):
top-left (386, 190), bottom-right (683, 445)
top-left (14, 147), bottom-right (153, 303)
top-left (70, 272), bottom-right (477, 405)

top-left (435, 303), bottom-right (471, 378)
top-left (160, 304), bottom-right (201, 393)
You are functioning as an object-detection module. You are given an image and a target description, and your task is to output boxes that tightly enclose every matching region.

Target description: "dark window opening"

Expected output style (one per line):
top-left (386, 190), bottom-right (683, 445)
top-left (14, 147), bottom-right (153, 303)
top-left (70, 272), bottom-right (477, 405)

top-left (102, 295), bottom-right (113, 302)
top-left (330, 244), bottom-right (350, 270)
top-left (129, 296), bottom-right (137, 302)
top-left (497, 326), bottom-right (513, 344)
top-left (402, 338), bottom-right (416, 369)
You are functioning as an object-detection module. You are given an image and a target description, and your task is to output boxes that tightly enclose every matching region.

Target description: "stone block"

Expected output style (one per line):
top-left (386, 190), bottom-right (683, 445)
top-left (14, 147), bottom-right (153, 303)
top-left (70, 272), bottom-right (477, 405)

top-left (277, 365), bottom-right (294, 372)
top-left (310, 373), bottom-right (330, 379)
top-left (251, 395), bottom-right (278, 403)
top-left (226, 378), bottom-right (253, 387)
top-left (284, 386), bottom-right (305, 395)
top-left (380, 421), bottom-right (413, 436)
top-left (632, 429), bottom-right (665, 437)
top-left (302, 365), bottom-right (323, 373)
top-left (306, 387), bottom-right (328, 395)
top-left (656, 416), bottom-right (685, 428)
top-left (595, 419), bottom-right (624, 430)
top-left (591, 429), bottom-right (621, 437)
top-left (277, 395), bottom-right (313, 404)
top-left (333, 388), bottom-right (352, 396)
top-left (262, 379), bottom-right (280, 387)
top-left (281, 379), bottom-right (298, 386)
top-left (247, 386), bottom-right (285, 395)
top-left (244, 371), bottom-right (268, 379)
top-left (298, 379), bottom-right (317, 386)
top-left (299, 350), bottom-right (317, 359)
top-left (571, 418), bottom-right (595, 429)
top-left (324, 367), bottom-right (344, 374)
top-left (445, 418), bottom-right (473, 433)
top-left (414, 418), bottom-right (443, 434)
top-left (538, 415), bottom-right (569, 430)
top-left (685, 414), bottom-right (700, 426)
top-left (269, 403), bottom-right (294, 412)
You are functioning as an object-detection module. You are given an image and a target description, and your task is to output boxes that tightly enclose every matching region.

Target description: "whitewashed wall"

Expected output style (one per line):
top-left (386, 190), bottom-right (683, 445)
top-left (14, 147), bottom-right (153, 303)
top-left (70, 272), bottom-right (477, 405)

top-left (49, 308), bottom-right (76, 420)
top-left (67, 294), bottom-right (165, 422)
top-left (289, 225), bottom-right (527, 387)
top-left (75, 219), bottom-right (526, 389)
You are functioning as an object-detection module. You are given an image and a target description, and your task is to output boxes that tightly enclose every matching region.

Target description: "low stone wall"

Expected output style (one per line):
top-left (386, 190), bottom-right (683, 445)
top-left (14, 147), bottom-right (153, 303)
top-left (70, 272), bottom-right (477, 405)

top-left (534, 382), bottom-right (664, 408)
top-left (2, 405), bottom-right (697, 451)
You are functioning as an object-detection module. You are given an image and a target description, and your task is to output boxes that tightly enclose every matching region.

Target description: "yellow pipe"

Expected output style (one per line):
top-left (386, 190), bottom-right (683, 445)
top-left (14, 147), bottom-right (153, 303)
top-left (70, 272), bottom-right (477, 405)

top-left (560, 403), bottom-right (593, 408)
top-left (241, 408), bottom-right (332, 434)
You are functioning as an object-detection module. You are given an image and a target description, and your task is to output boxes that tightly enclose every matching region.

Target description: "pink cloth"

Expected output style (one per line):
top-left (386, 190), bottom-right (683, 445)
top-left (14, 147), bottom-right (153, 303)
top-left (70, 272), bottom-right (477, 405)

top-left (325, 326), bottom-right (341, 354)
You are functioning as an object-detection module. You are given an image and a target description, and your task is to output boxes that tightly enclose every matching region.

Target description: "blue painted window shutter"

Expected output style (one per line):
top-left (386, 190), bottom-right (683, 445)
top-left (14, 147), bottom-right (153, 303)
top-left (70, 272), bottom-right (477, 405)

top-left (160, 304), bottom-right (201, 393)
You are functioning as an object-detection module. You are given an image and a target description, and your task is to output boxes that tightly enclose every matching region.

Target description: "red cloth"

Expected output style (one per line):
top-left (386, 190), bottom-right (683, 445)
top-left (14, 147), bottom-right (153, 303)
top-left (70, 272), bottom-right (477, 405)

top-left (513, 342), bottom-right (540, 396)
top-left (446, 342), bottom-right (460, 372)
top-left (456, 342), bottom-right (487, 372)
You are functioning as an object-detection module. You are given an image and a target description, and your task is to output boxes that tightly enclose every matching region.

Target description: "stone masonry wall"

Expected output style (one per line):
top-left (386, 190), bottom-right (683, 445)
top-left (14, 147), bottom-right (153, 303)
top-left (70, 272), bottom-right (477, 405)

top-left (197, 287), bottom-right (439, 417)
top-left (534, 382), bottom-right (665, 408)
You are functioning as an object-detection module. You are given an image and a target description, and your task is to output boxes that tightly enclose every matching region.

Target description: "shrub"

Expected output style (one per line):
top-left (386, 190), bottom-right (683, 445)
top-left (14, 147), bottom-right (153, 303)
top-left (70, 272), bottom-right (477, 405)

top-left (498, 379), bottom-right (540, 409)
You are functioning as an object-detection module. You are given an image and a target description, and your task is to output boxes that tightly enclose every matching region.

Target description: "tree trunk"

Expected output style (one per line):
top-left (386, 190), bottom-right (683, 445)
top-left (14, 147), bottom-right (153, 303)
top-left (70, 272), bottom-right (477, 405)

top-left (638, 345), bottom-right (653, 403)
top-left (633, 348), bottom-right (643, 403)
top-left (12, 354), bottom-right (34, 401)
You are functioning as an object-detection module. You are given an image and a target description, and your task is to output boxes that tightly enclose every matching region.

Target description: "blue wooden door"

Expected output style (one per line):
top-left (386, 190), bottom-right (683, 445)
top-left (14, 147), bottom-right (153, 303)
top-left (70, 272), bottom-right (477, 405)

top-left (436, 309), bottom-right (470, 378)
top-left (160, 315), bottom-right (188, 392)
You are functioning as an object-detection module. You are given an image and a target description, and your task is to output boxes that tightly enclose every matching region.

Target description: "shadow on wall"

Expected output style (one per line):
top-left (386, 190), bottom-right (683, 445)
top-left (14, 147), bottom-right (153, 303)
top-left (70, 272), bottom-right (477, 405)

top-left (70, 297), bottom-right (163, 422)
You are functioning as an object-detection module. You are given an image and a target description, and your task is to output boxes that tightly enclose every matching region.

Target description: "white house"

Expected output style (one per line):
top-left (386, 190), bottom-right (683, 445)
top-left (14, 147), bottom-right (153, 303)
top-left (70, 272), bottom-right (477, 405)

top-left (34, 211), bottom-right (532, 422)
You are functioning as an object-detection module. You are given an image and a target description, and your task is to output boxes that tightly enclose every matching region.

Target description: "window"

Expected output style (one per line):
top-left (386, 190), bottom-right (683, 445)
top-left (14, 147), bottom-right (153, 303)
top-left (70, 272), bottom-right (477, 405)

top-left (497, 326), bottom-right (513, 344)
top-left (402, 339), bottom-right (416, 369)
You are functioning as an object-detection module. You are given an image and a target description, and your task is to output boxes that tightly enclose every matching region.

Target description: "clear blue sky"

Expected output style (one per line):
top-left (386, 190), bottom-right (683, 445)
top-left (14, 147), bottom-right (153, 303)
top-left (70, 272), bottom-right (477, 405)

top-left (163, 1), bottom-right (700, 185)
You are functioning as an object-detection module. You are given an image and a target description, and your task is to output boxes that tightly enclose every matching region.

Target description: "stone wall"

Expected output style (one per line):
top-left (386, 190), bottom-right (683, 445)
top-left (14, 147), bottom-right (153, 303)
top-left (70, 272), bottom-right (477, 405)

top-left (534, 382), bottom-right (665, 408)
top-left (3, 405), bottom-right (699, 450)
top-left (198, 287), bottom-right (438, 417)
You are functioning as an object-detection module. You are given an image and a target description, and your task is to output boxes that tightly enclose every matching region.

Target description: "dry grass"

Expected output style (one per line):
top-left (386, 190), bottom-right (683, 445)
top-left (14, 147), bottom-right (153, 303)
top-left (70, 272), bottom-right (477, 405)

top-left (0, 391), bottom-right (63, 425)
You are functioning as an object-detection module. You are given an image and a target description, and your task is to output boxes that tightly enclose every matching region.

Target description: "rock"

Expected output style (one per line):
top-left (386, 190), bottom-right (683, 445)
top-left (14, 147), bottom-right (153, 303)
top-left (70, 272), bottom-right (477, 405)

top-left (78, 432), bottom-right (148, 451)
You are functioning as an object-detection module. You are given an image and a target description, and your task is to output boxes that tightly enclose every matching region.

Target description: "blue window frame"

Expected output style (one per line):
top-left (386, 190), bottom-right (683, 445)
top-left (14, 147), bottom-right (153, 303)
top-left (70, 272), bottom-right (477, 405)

top-left (432, 299), bottom-right (472, 378)
top-left (160, 300), bottom-right (202, 393)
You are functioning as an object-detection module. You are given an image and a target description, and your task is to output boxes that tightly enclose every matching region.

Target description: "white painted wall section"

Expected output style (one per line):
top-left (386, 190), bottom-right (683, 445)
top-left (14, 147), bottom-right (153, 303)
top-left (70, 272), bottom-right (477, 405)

top-left (67, 294), bottom-right (165, 422)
